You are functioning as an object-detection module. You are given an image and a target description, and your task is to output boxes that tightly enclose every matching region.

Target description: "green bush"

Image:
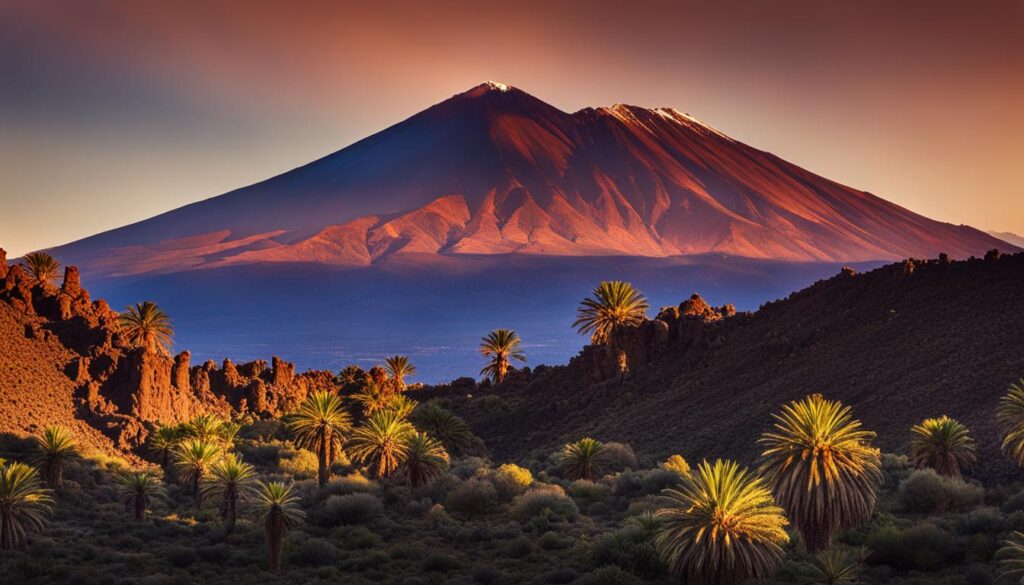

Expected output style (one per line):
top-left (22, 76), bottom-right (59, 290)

top-left (866, 522), bottom-right (959, 571)
top-left (898, 468), bottom-right (984, 513)
top-left (320, 493), bottom-right (383, 525)
top-left (446, 479), bottom-right (498, 517)
top-left (575, 565), bottom-right (644, 585)
top-left (587, 516), bottom-right (664, 578)
top-left (568, 480), bottom-right (610, 502)
top-left (503, 535), bottom-right (535, 558)
top-left (287, 537), bottom-right (338, 566)
top-left (600, 443), bottom-right (637, 474)
top-left (422, 553), bottom-right (462, 572)
top-left (511, 487), bottom-right (579, 523)
top-left (492, 463), bottom-right (533, 500)
top-left (279, 448), bottom-right (319, 479)
top-left (322, 473), bottom-right (379, 496)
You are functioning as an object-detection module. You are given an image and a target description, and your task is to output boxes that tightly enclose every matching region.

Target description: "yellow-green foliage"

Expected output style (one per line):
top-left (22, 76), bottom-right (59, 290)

top-left (279, 449), bottom-right (319, 479)
top-left (492, 463), bottom-right (533, 499)
top-left (655, 459), bottom-right (789, 585)
top-left (661, 455), bottom-right (690, 476)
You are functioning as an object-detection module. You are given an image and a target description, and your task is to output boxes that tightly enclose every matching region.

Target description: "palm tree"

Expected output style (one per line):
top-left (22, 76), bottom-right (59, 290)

top-left (202, 455), bottom-right (257, 531)
top-left (997, 379), bottom-right (1024, 466)
top-left (402, 432), bottom-right (449, 488)
top-left (149, 424), bottom-right (185, 481)
top-left (384, 355), bottom-right (415, 392)
top-left (561, 437), bottom-right (606, 481)
top-left (287, 391), bottom-right (352, 487)
top-left (655, 459), bottom-right (789, 585)
top-left (800, 547), bottom-right (864, 585)
top-left (479, 329), bottom-right (527, 384)
top-left (572, 281), bottom-right (649, 345)
top-left (0, 461), bottom-right (54, 550)
top-left (368, 365), bottom-right (389, 387)
top-left (388, 395), bottom-right (418, 420)
top-left (759, 394), bottom-right (881, 553)
top-left (410, 403), bottom-right (472, 453)
top-left (21, 252), bottom-right (60, 287)
top-left (351, 380), bottom-right (394, 416)
top-left (909, 416), bottom-right (976, 478)
top-left (114, 470), bottom-right (165, 520)
top-left (338, 365), bottom-right (367, 390)
top-left (33, 426), bottom-right (79, 489)
top-left (119, 301), bottom-right (174, 354)
top-left (348, 410), bottom-right (415, 478)
top-left (185, 414), bottom-right (225, 442)
top-left (173, 439), bottom-right (222, 507)
top-left (255, 481), bottom-right (304, 573)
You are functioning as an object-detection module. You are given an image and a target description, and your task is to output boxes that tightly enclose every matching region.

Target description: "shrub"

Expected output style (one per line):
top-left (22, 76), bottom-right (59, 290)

top-left (600, 443), bottom-right (637, 473)
top-left (321, 493), bottom-right (383, 525)
top-left (538, 531), bottom-right (573, 550)
top-left (866, 522), bottom-right (959, 570)
top-left (588, 516), bottom-right (664, 578)
top-left (422, 553), bottom-right (462, 572)
top-left (511, 487), bottom-right (579, 523)
top-left (954, 507), bottom-right (1005, 535)
top-left (279, 448), bottom-right (319, 479)
top-left (288, 537), bottom-right (338, 566)
top-left (660, 454), bottom-right (690, 475)
top-left (446, 479), bottom-right (498, 517)
top-left (472, 565), bottom-right (510, 585)
top-left (575, 565), bottom-right (644, 585)
top-left (568, 480), bottom-right (610, 502)
top-left (898, 468), bottom-right (983, 513)
top-left (322, 473), bottom-right (379, 496)
top-left (492, 463), bottom-right (533, 500)
top-left (503, 535), bottom-right (535, 558)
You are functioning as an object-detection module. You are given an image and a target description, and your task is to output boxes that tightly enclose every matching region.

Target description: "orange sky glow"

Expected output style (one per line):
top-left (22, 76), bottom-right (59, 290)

top-left (1, 0), bottom-right (1022, 256)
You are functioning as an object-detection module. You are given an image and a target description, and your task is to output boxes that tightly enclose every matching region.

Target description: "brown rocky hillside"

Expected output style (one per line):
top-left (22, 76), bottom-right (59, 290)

top-left (437, 250), bottom-right (1024, 482)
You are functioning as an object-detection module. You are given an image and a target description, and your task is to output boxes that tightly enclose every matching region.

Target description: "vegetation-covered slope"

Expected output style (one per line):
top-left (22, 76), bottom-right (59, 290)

top-left (443, 252), bottom-right (1024, 482)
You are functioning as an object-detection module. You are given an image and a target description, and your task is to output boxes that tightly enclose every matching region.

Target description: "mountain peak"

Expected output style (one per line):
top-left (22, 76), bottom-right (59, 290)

top-left (459, 81), bottom-right (516, 98)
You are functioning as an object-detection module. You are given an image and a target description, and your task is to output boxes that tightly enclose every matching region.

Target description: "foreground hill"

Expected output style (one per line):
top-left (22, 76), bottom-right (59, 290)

top-left (439, 250), bottom-right (1024, 482)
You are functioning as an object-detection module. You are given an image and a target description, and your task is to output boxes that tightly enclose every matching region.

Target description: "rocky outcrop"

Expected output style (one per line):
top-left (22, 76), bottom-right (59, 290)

top-left (566, 293), bottom-right (741, 386)
top-left (0, 253), bottom-right (328, 451)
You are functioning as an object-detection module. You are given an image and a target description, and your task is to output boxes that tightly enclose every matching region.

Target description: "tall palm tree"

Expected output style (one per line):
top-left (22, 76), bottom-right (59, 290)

top-left (33, 426), bottom-right (79, 489)
top-left (287, 391), bottom-right (352, 487)
top-left (255, 481), bottom-right (304, 573)
top-left (479, 329), bottom-right (527, 384)
top-left (173, 439), bottom-right (222, 507)
top-left (21, 252), bottom-right (60, 287)
top-left (384, 355), bottom-right (415, 392)
top-left (185, 414), bottom-right (226, 442)
top-left (0, 461), bottom-right (54, 550)
top-left (759, 394), bottom-right (881, 553)
top-left (202, 455), bottom-right (257, 531)
top-left (909, 416), bottom-right (976, 478)
top-left (402, 432), bottom-right (449, 488)
top-left (573, 281), bottom-right (649, 345)
top-left (561, 437), bottom-right (606, 481)
top-left (410, 403), bottom-right (472, 453)
top-left (655, 459), bottom-right (789, 585)
top-left (149, 424), bottom-right (185, 481)
top-left (119, 301), bottom-right (174, 354)
top-left (337, 365), bottom-right (367, 390)
top-left (348, 410), bottom-right (415, 478)
top-left (997, 379), bottom-right (1024, 466)
top-left (114, 470), bottom-right (165, 520)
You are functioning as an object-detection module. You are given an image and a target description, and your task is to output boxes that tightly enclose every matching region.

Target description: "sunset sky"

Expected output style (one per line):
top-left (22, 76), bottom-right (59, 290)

top-left (2, 0), bottom-right (1022, 257)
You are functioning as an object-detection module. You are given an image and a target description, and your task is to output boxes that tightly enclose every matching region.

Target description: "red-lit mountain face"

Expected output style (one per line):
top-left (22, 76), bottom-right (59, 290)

top-left (52, 82), bottom-right (1009, 277)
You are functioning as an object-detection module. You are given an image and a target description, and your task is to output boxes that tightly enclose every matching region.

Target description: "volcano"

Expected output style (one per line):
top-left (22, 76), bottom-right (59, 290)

top-left (50, 81), bottom-right (1005, 276)
top-left (41, 82), bottom-right (1012, 379)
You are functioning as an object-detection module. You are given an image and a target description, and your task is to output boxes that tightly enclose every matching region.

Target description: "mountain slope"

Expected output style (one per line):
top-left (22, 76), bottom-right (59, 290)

top-left (438, 252), bottom-right (1024, 482)
top-left (50, 82), bottom-right (1010, 277)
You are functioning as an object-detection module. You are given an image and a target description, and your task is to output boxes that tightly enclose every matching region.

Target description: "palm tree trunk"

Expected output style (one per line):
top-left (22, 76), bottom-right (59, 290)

top-left (193, 473), bottom-right (202, 508)
top-left (267, 509), bottom-right (283, 572)
top-left (225, 491), bottom-right (237, 532)
top-left (134, 495), bottom-right (146, 520)
top-left (318, 435), bottom-right (330, 488)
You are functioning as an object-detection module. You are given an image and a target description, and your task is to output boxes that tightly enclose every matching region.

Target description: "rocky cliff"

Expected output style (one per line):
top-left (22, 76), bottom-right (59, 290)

top-left (0, 249), bottom-right (332, 452)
